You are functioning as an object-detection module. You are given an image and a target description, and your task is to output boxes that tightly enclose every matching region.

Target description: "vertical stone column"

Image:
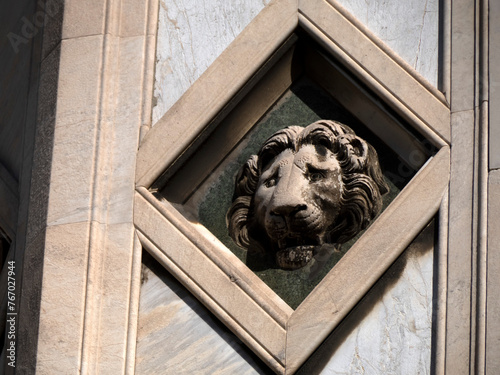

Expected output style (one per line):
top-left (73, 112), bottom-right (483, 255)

top-left (446, 0), bottom-right (489, 374)
top-left (16, 0), bottom-right (158, 373)
top-left (486, 1), bottom-right (500, 374)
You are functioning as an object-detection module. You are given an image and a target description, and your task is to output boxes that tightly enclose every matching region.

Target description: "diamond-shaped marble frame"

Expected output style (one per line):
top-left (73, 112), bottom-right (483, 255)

top-left (134, 0), bottom-right (450, 373)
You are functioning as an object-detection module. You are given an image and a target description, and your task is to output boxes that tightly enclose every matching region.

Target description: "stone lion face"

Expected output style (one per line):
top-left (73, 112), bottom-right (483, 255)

top-left (226, 120), bottom-right (388, 270)
top-left (253, 144), bottom-right (343, 267)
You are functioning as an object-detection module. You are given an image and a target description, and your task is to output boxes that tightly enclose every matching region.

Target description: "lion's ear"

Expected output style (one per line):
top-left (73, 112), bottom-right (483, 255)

top-left (336, 134), bottom-right (389, 196)
top-left (233, 155), bottom-right (259, 198)
top-left (335, 134), bottom-right (369, 173)
top-left (365, 145), bottom-right (390, 195)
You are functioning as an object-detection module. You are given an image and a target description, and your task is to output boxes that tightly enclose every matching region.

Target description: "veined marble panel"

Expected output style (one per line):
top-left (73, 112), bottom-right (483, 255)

top-left (152, 0), bottom-right (271, 125)
top-left (297, 222), bottom-right (435, 375)
top-left (136, 224), bottom-right (435, 374)
top-left (153, 0), bottom-right (439, 124)
top-left (336, 0), bottom-right (439, 87)
top-left (135, 252), bottom-right (271, 374)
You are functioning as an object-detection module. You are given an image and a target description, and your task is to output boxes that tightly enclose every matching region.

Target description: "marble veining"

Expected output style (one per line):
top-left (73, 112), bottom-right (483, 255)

top-left (336, 0), bottom-right (439, 86)
top-left (152, 0), bottom-right (271, 124)
top-left (153, 0), bottom-right (439, 124)
top-left (298, 224), bottom-right (434, 374)
top-left (135, 253), bottom-right (270, 374)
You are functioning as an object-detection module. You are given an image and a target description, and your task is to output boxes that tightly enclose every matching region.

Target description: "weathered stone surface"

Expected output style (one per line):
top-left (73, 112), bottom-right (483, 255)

top-left (297, 223), bottom-right (435, 374)
top-left (27, 1), bottom-right (158, 373)
top-left (8, 1), bottom-right (492, 374)
top-left (135, 252), bottom-right (269, 375)
top-left (445, 110), bottom-right (474, 375)
top-left (44, 35), bottom-right (103, 227)
top-left (152, 0), bottom-right (440, 125)
top-left (487, 170), bottom-right (500, 374)
top-left (61, 0), bottom-right (106, 40)
top-left (335, 0), bottom-right (439, 87)
top-left (449, 0), bottom-right (475, 113)
top-left (152, 0), bottom-right (271, 124)
top-left (36, 221), bottom-right (91, 374)
top-left (489, 1), bottom-right (500, 169)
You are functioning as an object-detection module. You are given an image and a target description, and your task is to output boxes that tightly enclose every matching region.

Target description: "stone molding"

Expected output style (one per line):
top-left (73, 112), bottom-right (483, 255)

top-left (134, 0), bottom-right (452, 373)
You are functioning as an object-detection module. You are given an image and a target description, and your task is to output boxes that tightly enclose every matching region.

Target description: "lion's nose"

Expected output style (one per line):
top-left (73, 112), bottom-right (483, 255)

top-left (270, 203), bottom-right (307, 218)
top-left (270, 165), bottom-right (308, 219)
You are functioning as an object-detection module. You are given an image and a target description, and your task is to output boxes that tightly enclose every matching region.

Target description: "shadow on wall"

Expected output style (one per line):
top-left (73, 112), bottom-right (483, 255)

top-left (296, 220), bottom-right (436, 374)
top-left (139, 251), bottom-right (275, 375)
top-left (0, 0), bottom-right (65, 372)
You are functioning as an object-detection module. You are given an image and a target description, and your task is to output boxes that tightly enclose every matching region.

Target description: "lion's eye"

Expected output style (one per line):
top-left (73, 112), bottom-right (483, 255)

top-left (264, 178), bottom-right (277, 188)
top-left (309, 173), bottom-right (323, 182)
top-left (307, 168), bottom-right (326, 182)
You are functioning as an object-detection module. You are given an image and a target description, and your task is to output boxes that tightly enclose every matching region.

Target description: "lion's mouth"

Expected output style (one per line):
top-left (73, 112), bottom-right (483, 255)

top-left (275, 237), bottom-right (323, 270)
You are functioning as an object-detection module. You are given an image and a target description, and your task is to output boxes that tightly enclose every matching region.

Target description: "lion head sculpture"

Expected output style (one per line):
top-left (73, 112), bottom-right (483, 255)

top-left (226, 120), bottom-right (389, 270)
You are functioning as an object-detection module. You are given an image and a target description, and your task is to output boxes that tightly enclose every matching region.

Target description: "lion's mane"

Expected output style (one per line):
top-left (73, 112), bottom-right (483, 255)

top-left (226, 120), bottom-right (389, 253)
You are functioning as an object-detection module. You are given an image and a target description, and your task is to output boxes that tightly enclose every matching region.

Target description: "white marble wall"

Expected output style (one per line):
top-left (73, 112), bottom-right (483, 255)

top-left (136, 224), bottom-right (435, 374)
top-left (336, 0), bottom-right (439, 87)
top-left (297, 224), bottom-right (435, 374)
top-left (152, 0), bottom-right (271, 124)
top-left (152, 0), bottom-right (439, 124)
top-left (136, 254), bottom-right (269, 374)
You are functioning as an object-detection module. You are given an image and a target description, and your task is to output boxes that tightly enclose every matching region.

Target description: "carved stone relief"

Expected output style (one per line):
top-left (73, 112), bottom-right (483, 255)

top-left (227, 120), bottom-right (389, 270)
